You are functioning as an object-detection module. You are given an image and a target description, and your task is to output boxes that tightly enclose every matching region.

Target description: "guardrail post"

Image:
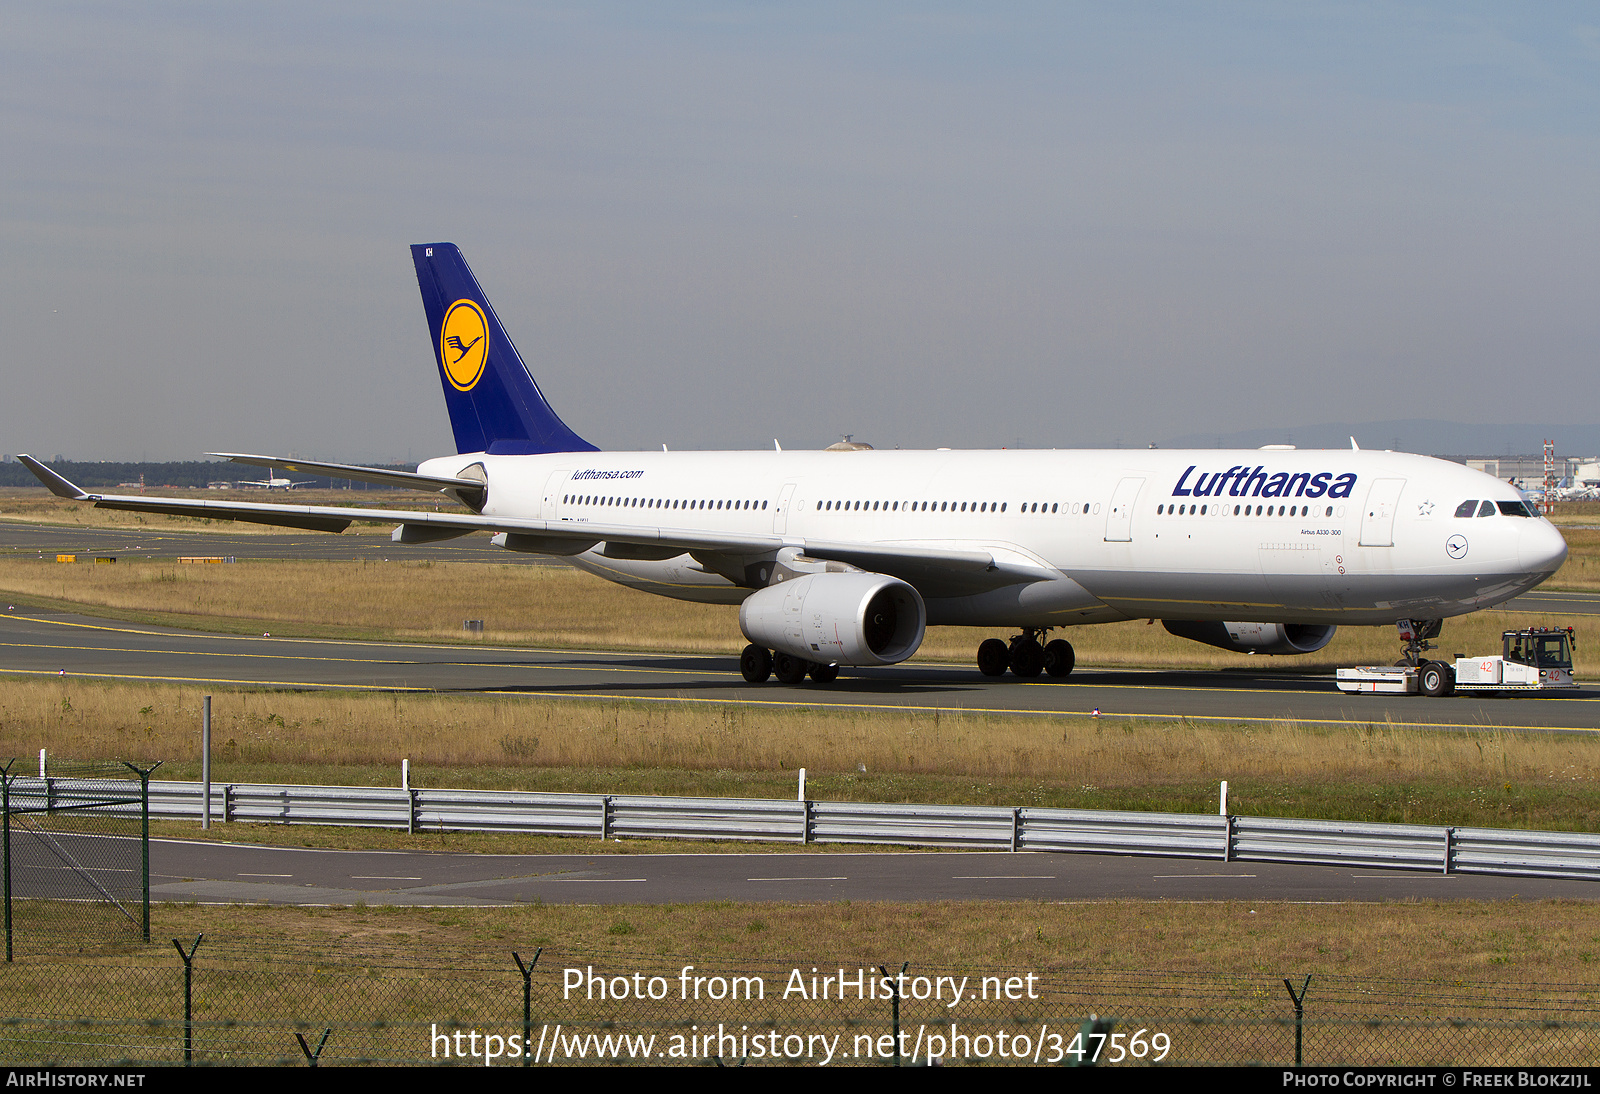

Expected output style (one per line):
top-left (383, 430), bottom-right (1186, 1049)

top-left (1443, 827), bottom-right (1454, 874)
top-left (513, 948), bottom-right (542, 1067)
top-left (1223, 814), bottom-right (1234, 862)
top-left (801, 799), bottom-right (812, 845)
top-left (1282, 974), bottom-right (1311, 1067)
top-left (173, 934), bottom-right (203, 1064)
top-left (600, 796), bottom-right (612, 841)
top-left (1070, 1015), bottom-right (1116, 1067)
top-left (1011, 808), bottom-right (1022, 852)
top-left (201, 695), bottom-right (211, 831)
top-left (407, 788), bottom-right (418, 835)
top-left (223, 784), bottom-right (234, 823)
top-left (877, 962), bottom-right (907, 1067)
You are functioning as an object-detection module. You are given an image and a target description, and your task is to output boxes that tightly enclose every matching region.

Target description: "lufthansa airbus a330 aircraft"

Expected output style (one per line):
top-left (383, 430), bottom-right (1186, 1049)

top-left (20, 243), bottom-right (1568, 690)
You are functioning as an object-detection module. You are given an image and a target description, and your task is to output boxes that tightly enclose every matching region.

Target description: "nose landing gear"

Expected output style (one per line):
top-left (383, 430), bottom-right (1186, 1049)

top-left (1395, 619), bottom-right (1443, 666)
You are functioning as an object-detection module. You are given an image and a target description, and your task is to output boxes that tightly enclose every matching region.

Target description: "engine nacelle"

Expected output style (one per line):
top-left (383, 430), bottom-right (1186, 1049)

top-left (739, 572), bottom-right (926, 666)
top-left (1162, 620), bottom-right (1337, 656)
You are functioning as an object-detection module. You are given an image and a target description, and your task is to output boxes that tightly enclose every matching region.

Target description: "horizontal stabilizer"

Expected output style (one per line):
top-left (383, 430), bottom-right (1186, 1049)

top-left (95, 498), bottom-right (354, 533)
top-left (209, 453), bottom-right (486, 499)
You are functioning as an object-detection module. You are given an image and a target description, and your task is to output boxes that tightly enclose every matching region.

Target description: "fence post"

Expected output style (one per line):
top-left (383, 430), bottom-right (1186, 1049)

top-left (1282, 974), bottom-right (1312, 1067)
top-left (513, 948), bottom-right (542, 1067)
top-left (2, 760), bottom-right (12, 963)
top-left (878, 962), bottom-right (907, 1067)
top-left (123, 761), bottom-right (163, 944)
top-left (174, 934), bottom-right (203, 1064)
top-left (294, 1028), bottom-right (331, 1066)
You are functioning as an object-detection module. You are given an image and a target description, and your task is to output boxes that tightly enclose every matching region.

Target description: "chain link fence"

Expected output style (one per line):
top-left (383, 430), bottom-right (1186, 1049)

top-left (3, 935), bottom-right (1599, 1066)
top-left (2, 760), bottom-right (155, 959)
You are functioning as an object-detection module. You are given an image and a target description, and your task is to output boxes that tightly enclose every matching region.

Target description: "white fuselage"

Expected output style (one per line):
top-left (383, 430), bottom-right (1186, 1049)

top-left (419, 447), bottom-right (1568, 630)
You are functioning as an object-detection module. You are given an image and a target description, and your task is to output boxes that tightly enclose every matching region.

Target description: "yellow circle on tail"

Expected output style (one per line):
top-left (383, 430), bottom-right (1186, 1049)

top-left (440, 300), bottom-right (489, 390)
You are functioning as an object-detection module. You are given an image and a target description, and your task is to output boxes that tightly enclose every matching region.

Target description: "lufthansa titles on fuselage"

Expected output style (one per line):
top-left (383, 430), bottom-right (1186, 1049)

top-left (571, 468), bottom-right (646, 481)
top-left (1171, 464), bottom-right (1357, 500)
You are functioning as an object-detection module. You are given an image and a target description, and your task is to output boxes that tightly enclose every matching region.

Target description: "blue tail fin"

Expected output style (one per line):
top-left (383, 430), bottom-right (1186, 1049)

top-left (411, 243), bottom-right (597, 455)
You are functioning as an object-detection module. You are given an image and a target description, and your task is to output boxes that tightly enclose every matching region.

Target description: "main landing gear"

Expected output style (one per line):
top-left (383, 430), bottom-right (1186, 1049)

top-left (977, 630), bottom-right (1075, 679)
top-left (740, 644), bottom-right (839, 685)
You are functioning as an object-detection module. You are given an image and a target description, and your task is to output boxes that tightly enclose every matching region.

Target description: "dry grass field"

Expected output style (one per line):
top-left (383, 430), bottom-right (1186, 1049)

top-left (3, 676), bottom-right (1595, 830)
top-left (8, 898), bottom-right (1600, 1071)
top-left (18, 897), bottom-right (1600, 990)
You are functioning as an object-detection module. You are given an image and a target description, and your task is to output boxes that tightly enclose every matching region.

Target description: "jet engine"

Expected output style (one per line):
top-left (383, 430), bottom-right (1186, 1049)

top-left (1162, 620), bottom-right (1337, 656)
top-left (739, 572), bottom-right (926, 666)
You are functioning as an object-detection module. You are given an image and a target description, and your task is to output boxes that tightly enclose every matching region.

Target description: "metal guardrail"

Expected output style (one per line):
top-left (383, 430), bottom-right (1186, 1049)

top-left (106, 779), bottom-right (1600, 883)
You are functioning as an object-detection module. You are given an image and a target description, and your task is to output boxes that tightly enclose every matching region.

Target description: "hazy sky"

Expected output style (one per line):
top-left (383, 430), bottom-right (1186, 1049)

top-left (4, 3), bottom-right (1598, 461)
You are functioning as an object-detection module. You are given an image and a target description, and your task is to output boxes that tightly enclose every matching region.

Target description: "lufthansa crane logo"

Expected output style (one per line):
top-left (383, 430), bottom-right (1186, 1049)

top-left (1446, 534), bottom-right (1469, 560)
top-left (440, 299), bottom-right (489, 391)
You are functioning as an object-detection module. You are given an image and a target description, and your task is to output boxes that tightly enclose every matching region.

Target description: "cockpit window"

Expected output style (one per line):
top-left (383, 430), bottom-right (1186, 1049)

top-left (1454, 500), bottom-right (1478, 518)
top-left (1477, 500), bottom-right (1496, 517)
top-left (1497, 500), bottom-right (1534, 518)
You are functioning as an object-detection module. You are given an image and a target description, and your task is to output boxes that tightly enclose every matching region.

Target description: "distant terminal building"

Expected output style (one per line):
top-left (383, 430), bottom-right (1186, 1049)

top-left (1436, 454), bottom-right (1599, 491)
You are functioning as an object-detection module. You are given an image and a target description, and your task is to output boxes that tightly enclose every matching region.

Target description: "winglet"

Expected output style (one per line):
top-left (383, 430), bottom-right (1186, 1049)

top-left (16, 455), bottom-right (90, 500)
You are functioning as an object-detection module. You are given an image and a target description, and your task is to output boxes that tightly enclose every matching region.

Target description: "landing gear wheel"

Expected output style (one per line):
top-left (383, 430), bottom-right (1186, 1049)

top-left (1043, 639), bottom-right (1075, 678)
top-left (1419, 660), bottom-right (1453, 698)
top-left (977, 638), bottom-right (1010, 677)
top-left (740, 644), bottom-right (773, 684)
top-left (773, 651), bottom-right (810, 685)
top-left (809, 662), bottom-right (839, 683)
top-left (1009, 638), bottom-right (1044, 678)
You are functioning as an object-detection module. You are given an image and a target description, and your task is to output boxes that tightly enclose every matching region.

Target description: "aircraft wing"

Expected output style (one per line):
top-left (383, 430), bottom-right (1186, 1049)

top-left (18, 456), bottom-right (1056, 596)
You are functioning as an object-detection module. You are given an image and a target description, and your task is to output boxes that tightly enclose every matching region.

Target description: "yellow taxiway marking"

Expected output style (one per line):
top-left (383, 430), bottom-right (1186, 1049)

top-left (467, 687), bottom-right (1600, 733)
top-left (0, 612), bottom-right (720, 671)
top-left (1, 665), bottom-right (1592, 732)
top-left (0, 667), bottom-right (432, 691)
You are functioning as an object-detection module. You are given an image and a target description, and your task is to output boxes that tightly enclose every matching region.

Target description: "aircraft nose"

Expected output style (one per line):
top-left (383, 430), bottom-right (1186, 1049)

top-left (1519, 520), bottom-right (1568, 577)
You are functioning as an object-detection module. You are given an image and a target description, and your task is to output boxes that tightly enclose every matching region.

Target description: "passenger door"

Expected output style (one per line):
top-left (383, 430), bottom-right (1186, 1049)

top-left (1104, 477), bottom-right (1144, 542)
top-left (1359, 478), bottom-right (1406, 547)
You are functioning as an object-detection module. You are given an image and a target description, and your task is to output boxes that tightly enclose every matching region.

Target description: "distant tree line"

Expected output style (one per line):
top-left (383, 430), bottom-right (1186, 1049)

top-left (0, 459), bottom-right (415, 490)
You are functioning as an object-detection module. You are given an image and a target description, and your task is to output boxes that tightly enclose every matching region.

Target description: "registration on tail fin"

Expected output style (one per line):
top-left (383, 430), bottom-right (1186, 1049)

top-left (411, 243), bottom-right (597, 456)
